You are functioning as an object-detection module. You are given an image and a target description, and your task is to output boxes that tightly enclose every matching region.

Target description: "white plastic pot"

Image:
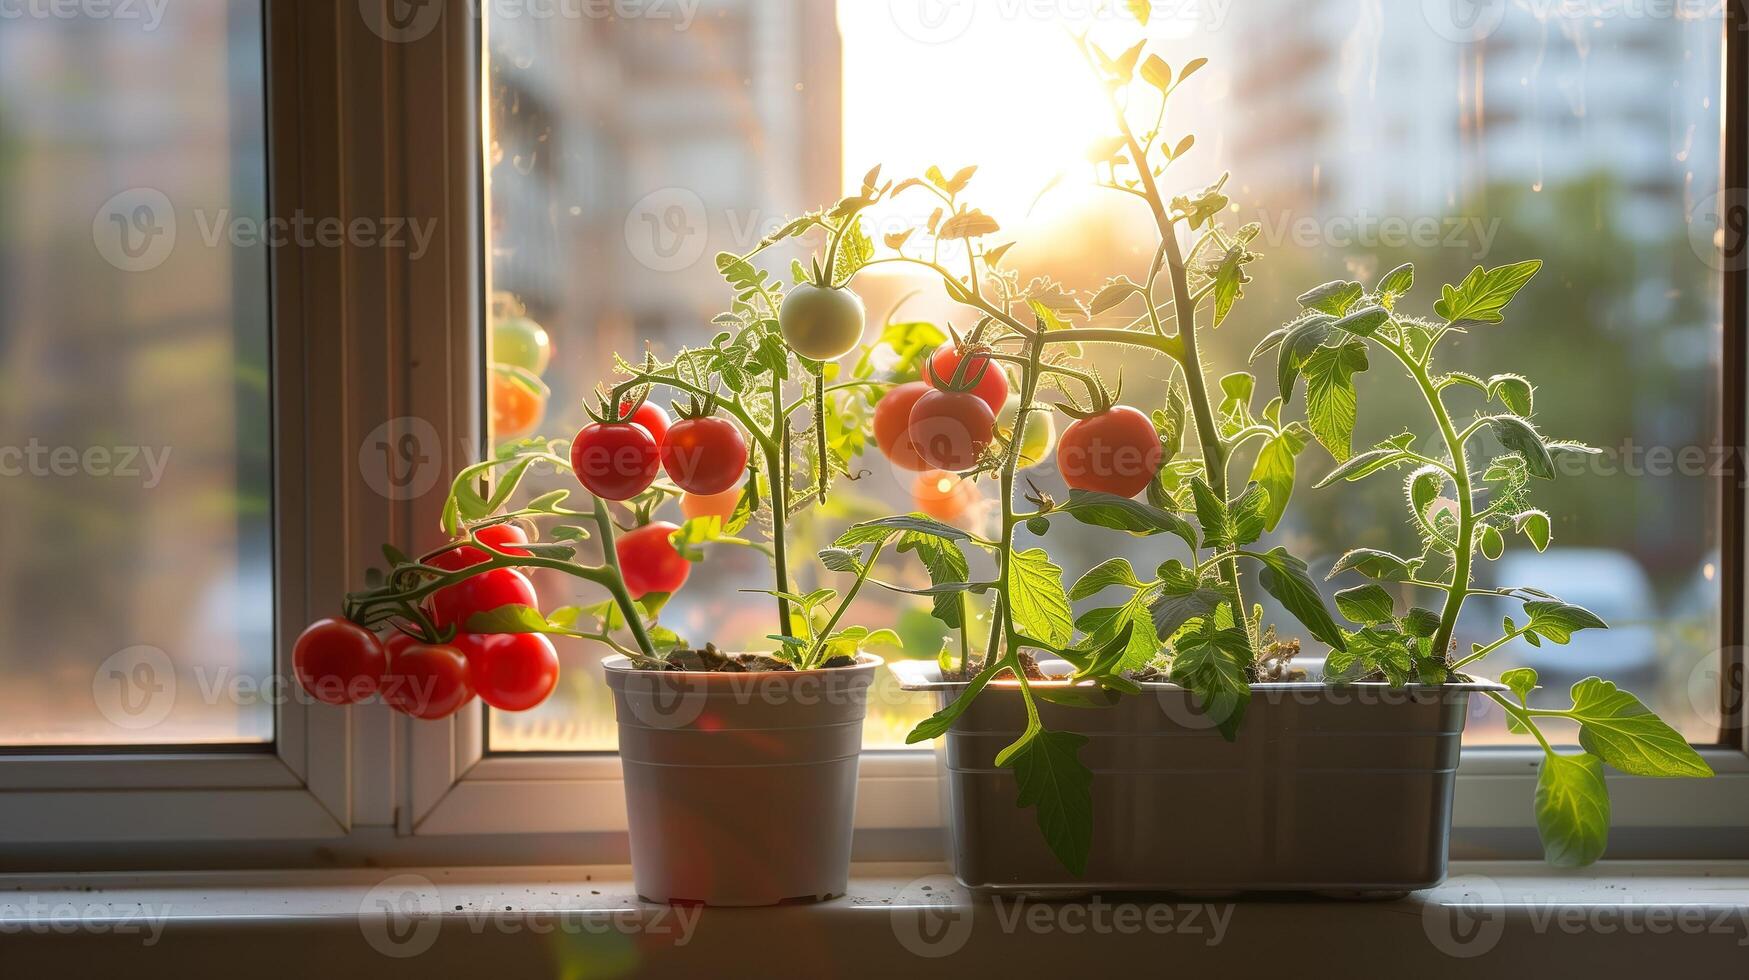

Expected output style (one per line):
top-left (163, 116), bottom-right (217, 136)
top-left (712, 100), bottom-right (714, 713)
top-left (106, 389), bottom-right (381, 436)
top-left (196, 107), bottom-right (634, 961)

top-left (603, 654), bottom-right (880, 906)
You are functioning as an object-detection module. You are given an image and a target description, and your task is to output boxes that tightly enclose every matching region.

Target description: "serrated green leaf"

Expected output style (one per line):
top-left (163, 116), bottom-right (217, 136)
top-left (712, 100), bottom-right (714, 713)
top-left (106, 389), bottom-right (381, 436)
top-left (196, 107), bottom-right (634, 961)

top-left (1328, 548), bottom-right (1416, 581)
top-left (898, 531), bottom-right (972, 629)
top-left (1335, 584), bottom-right (1395, 625)
top-left (1488, 415), bottom-right (1555, 480)
top-left (1010, 548), bottom-right (1074, 647)
top-left (1567, 677), bottom-right (1713, 777)
top-left (1170, 622), bottom-right (1252, 740)
top-left (1302, 341), bottom-right (1368, 461)
top-left (1070, 557), bottom-right (1143, 600)
top-left (837, 514), bottom-right (970, 547)
top-left (1314, 448), bottom-right (1413, 488)
top-left (1227, 482), bottom-right (1270, 547)
top-left (1148, 585), bottom-right (1227, 640)
top-left (1501, 666), bottom-right (1539, 702)
top-left (1249, 547), bottom-right (1346, 650)
top-left (1276, 314), bottom-right (1335, 403)
top-left (1377, 262), bottom-right (1415, 298)
top-left (1296, 280), bottom-right (1363, 316)
top-left (1250, 425), bottom-right (1307, 532)
top-left (1434, 259), bottom-right (1541, 327)
top-left (1535, 752), bottom-right (1611, 868)
top-left (1189, 476), bottom-right (1229, 548)
top-left (1009, 729), bottom-right (1094, 875)
top-left (1332, 305), bottom-right (1388, 337)
top-left (1060, 490), bottom-right (1197, 552)
top-left (1402, 607), bottom-right (1442, 638)
top-left (1522, 601), bottom-right (1608, 644)
top-left (906, 658), bottom-right (1002, 743)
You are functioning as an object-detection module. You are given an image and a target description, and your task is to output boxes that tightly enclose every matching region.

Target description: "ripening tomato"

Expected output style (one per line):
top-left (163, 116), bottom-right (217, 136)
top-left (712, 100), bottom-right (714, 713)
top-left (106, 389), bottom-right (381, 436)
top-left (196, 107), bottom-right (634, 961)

top-left (908, 387), bottom-right (996, 471)
top-left (912, 469), bottom-right (981, 522)
top-left (490, 372), bottom-right (546, 440)
top-left (872, 381), bottom-right (930, 471)
top-left (454, 632), bottom-right (560, 711)
top-left (429, 567), bottom-right (539, 632)
top-left (930, 343), bottom-right (1009, 414)
top-left (428, 523), bottom-right (531, 572)
top-left (293, 618), bottom-right (387, 705)
top-left (660, 415), bottom-right (748, 495)
top-left (620, 400), bottom-right (671, 445)
top-left (616, 521), bottom-right (691, 599)
top-left (571, 421), bottom-right (661, 500)
top-left (998, 395), bottom-right (1057, 468)
top-left (1057, 406), bottom-right (1163, 498)
top-left (492, 315), bottom-right (552, 375)
top-left (680, 486), bottom-right (742, 523)
top-left (380, 643), bottom-right (474, 719)
top-left (779, 283), bottom-right (865, 361)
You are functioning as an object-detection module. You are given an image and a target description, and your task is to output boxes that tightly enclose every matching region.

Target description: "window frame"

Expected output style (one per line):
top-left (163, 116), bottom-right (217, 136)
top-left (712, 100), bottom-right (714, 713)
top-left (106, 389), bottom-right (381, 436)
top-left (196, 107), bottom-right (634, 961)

top-left (0, 2), bottom-right (1743, 868)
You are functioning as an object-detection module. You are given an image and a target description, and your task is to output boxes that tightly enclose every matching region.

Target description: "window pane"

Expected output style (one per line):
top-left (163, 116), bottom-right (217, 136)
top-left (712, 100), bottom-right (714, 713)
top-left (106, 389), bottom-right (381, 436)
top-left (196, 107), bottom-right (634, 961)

top-left (0, 5), bottom-right (273, 746)
top-left (485, 2), bottom-right (1726, 750)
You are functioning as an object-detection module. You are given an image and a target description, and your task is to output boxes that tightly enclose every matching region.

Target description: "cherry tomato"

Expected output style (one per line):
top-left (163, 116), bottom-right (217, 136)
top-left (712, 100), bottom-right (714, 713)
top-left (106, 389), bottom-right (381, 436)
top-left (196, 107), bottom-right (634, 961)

top-left (293, 618), bottom-right (386, 705)
top-left (454, 632), bottom-right (560, 711)
top-left (680, 486), bottom-right (743, 523)
top-left (660, 415), bottom-right (748, 495)
top-left (907, 387), bottom-right (996, 471)
top-left (571, 421), bottom-right (661, 500)
top-left (616, 521), bottom-right (691, 599)
top-left (912, 469), bottom-right (981, 522)
top-left (493, 315), bottom-right (551, 375)
top-left (930, 343), bottom-right (1010, 415)
top-left (381, 643), bottom-right (474, 719)
top-left (778, 283), bottom-right (865, 361)
top-left (429, 567), bottom-right (539, 632)
top-left (1057, 406), bottom-right (1163, 498)
top-left (428, 523), bottom-right (530, 572)
top-left (490, 371), bottom-right (545, 440)
top-left (620, 400), bottom-right (671, 445)
top-left (999, 395), bottom-right (1057, 468)
top-left (872, 381), bottom-right (930, 471)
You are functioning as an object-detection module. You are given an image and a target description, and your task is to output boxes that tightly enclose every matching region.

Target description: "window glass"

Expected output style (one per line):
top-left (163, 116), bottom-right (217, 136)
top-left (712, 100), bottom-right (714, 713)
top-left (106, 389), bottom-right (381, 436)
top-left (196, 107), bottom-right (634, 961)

top-left (485, 1), bottom-right (1726, 750)
top-left (0, 4), bottom-right (273, 746)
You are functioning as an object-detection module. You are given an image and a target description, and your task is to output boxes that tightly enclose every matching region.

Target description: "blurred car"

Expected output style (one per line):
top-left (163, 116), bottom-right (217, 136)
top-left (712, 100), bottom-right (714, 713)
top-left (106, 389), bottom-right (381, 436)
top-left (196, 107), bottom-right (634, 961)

top-left (1477, 548), bottom-right (1659, 707)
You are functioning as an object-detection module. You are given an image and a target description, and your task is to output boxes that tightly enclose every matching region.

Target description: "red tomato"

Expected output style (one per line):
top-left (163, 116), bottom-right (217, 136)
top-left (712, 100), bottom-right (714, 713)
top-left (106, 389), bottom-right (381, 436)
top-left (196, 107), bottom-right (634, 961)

top-left (616, 521), bottom-right (691, 599)
top-left (429, 567), bottom-right (539, 632)
top-left (680, 486), bottom-right (742, 523)
top-left (620, 400), bottom-right (671, 444)
top-left (1057, 406), bottom-right (1163, 498)
top-left (872, 381), bottom-right (930, 471)
top-left (908, 388), bottom-right (996, 471)
top-left (912, 469), bottom-right (981, 522)
top-left (427, 523), bottom-right (530, 572)
top-left (381, 643), bottom-right (474, 719)
top-left (491, 372), bottom-right (545, 440)
top-left (571, 421), bottom-right (661, 500)
top-left (930, 343), bottom-right (1010, 415)
top-left (293, 618), bottom-right (387, 705)
top-left (659, 416), bottom-right (748, 495)
top-left (454, 632), bottom-right (560, 711)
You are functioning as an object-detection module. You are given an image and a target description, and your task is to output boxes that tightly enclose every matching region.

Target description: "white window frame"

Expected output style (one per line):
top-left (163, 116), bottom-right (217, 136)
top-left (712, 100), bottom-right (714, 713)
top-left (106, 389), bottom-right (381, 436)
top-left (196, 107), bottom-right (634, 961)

top-left (3, 2), bottom-right (1745, 869)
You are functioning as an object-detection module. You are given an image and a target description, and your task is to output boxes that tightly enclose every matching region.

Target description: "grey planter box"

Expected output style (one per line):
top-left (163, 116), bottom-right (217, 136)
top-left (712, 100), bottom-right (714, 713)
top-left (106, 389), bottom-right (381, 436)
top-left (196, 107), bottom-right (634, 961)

top-left (892, 660), bottom-right (1505, 896)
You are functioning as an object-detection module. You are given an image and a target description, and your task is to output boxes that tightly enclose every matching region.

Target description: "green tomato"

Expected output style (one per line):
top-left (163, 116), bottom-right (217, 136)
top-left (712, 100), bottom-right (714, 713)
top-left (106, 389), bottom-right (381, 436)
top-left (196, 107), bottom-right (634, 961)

top-left (779, 283), bottom-right (865, 361)
top-left (998, 395), bottom-right (1057, 468)
top-left (493, 315), bottom-right (552, 375)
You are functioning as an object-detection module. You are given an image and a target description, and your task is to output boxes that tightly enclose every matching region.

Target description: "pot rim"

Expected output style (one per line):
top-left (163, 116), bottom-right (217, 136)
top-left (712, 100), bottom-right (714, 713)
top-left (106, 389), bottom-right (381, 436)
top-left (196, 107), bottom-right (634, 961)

top-left (600, 652), bottom-right (884, 677)
top-left (887, 657), bottom-right (1507, 693)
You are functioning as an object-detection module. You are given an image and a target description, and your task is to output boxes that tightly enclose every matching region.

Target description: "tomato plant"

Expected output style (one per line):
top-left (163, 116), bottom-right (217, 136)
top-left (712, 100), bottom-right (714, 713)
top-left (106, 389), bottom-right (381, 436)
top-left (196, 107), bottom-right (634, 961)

top-left (778, 282), bottom-right (865, 361)
top-left (293, 618), bottom-right (386, 705)
top-left (930, 342), bottom-right (1009, 414)
top-left (454, 632), bottom-right (560, 711)
top-left (380, 642), bottom-right (474, 719)
top-left (907, 387), bottom-right (994, 471)
top-left (1057, 406), bottom-right (1162, 499)
top-left (872, 381), bottom-right (930, 471)
top-left (429, 567), bottom-right (538, 631)
top-left (570, 420), bottom-right (660, 500)
top-left (659, 414), bottom-right (747, 495)
top-left (616, 521), bottom-right (690, 599)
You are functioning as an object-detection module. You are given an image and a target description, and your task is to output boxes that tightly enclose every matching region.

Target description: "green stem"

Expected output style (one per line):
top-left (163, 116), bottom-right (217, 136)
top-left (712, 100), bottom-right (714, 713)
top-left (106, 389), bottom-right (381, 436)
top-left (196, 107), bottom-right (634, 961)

top-left (1486, 692), bottom-right (1555, 753)
top-left (1393, 340), bottom-right (1475, 663)
top-left (1450, 627), bottom-right (1526, 671)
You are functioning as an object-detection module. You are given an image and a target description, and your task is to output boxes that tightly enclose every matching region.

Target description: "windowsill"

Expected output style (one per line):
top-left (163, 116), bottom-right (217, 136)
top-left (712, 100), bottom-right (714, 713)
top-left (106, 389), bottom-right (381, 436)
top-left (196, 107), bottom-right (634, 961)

top-left (3, 861), bottom-right (1747, 973)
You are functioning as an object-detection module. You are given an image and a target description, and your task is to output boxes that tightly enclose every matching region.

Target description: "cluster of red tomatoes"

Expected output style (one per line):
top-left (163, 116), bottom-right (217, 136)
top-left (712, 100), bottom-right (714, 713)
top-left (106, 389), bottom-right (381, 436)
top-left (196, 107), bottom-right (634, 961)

top-left (872, 342), bottom-right (1164, 507)
top-left (569, 400), bottom-right (750, 599)
top-left (293, 523), bottom-right (560, 719)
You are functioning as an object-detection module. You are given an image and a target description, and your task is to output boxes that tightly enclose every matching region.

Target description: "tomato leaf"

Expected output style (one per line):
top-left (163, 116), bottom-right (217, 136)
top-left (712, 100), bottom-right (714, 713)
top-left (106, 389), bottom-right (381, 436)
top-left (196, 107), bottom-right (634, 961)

top-left (1566, 677), bottom-right (1714, 778)
top-left (1248, 547), bottom-right (1346, 651)
top-left (1434, 259), bottom-right (1541, 327)
top-left (1008, 729), bottom-right (1094, 876)
top-left (1008, 548), bottom-right (1074, 647)
top-left (1535, 752), bottom-right (1611, 868)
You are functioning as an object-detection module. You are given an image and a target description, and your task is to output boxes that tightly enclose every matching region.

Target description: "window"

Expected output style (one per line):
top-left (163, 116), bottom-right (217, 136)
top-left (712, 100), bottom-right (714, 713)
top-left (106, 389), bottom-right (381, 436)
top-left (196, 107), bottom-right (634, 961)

top-left (0, 2), bottom-right (273, 746)
top-left (482, 2), bottom-right (1736, 755)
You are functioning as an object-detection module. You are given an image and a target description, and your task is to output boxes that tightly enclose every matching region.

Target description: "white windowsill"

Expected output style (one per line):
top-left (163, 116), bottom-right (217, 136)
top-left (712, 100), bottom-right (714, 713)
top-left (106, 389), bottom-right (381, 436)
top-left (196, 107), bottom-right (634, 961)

top-left (2, 861), bottom-right (1746, 975)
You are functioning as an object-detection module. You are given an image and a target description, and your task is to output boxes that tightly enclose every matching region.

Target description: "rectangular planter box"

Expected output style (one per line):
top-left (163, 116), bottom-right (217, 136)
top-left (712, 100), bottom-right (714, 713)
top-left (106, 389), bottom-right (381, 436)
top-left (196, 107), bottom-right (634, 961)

top-left (892, 660), bottom-right (1504, 896)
